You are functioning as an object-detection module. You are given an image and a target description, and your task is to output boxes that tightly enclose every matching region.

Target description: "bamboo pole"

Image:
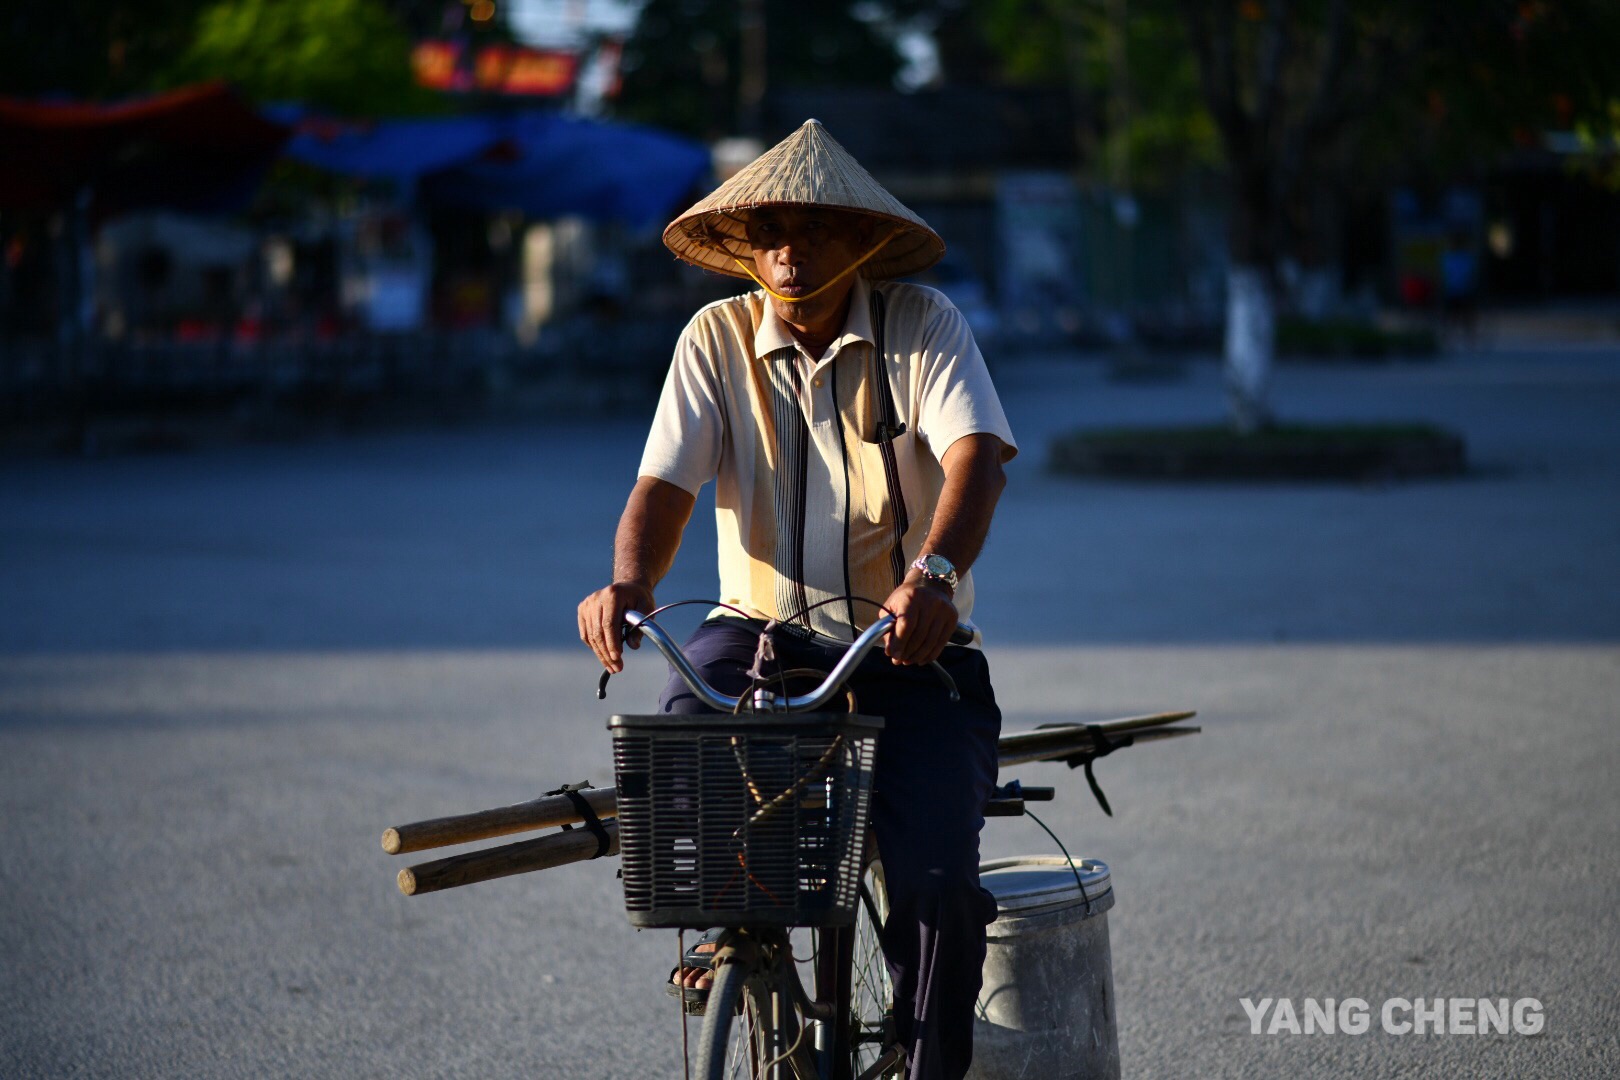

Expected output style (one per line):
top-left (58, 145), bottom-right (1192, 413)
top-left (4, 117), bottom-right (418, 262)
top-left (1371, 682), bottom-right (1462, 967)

top-left (997, 727), bottom-right (1199, 768)
top-left (997, 711), bottom-right (1198, 768)
top-left (397, 820), bottom-right (621, 897)
top-left (382, 786), bottom-right (618, 855)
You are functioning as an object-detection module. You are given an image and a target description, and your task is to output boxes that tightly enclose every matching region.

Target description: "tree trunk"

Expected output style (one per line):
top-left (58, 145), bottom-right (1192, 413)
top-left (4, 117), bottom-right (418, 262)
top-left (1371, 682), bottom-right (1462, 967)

top-left (1224, 263), bottom-right (1274, 433)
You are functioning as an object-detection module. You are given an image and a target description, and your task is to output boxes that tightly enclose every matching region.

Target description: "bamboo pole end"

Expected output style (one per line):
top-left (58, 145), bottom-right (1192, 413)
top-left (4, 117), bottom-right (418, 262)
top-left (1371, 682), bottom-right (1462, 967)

top-left (397, 867), bottom-right (418, 896)
top-left (381, 828), bottom-right (402, 855)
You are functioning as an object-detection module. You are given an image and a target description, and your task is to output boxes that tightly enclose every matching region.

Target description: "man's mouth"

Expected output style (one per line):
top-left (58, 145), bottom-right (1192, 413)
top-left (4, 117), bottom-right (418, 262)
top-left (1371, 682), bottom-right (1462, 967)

top-left (775, 280), bottom-right (810, 298)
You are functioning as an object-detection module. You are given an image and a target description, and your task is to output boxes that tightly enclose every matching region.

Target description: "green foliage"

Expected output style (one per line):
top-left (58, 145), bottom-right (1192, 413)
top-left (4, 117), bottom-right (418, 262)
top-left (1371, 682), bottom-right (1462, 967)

top-left (0, 0), bottom-right (205, 99)
top-left (1571, 100), bottom-right (1620, 191)
top-left (163, 0), bottom-right (440, 117)
top-left (1103, 7), bottom-right (1219, 187)
top-left (614, 0), bottom-right (904, 139)
top-left (976, 0), bottom-right (1069, 81)
top-left (1274, 317), bottom-right (1438, 360)
top-left (970, 1), bottom-right (1620, 210)
top-left (972, 0), bottom-right (1219, 188)
top-left (1342, 2), bottom-right (1620, 181)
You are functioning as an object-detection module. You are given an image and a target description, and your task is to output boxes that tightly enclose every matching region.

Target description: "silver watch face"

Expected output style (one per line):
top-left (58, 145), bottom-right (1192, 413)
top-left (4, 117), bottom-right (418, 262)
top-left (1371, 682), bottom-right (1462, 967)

top-left (921, 554), bottom-right (954, 577)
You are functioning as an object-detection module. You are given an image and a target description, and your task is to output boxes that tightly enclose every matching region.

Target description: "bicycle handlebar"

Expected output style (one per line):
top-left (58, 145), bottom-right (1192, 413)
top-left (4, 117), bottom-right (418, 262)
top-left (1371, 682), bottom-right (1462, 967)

top-left (624, 610), bottom-right (904, 713)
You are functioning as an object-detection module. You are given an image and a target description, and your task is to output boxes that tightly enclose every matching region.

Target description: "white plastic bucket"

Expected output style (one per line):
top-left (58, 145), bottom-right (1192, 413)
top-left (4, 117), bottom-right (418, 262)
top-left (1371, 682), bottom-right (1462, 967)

top-left (967, 856), bottom-right (1119, 1080)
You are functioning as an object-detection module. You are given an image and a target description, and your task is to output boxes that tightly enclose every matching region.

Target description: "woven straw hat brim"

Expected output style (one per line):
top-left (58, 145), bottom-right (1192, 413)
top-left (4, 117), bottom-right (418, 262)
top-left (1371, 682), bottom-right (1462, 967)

top-left (664, 120), bottom-right (945, 281)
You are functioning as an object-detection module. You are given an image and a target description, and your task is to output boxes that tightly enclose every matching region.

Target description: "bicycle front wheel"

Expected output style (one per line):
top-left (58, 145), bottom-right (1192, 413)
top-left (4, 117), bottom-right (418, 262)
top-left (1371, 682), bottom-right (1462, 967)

top-left (849, 858), bottom-right (897, 1078)
top-left (697, 959), bottom-right (791, 1080)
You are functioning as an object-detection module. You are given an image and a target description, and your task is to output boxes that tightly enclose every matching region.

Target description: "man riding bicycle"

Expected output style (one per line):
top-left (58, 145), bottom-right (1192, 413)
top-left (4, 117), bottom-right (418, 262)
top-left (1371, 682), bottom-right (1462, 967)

top-left (578, 119), bottom-right (1017, 1080)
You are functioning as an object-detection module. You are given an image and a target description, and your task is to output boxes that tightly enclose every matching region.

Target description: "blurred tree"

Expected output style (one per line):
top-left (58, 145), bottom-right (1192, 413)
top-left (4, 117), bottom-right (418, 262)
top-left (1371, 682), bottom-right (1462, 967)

top-left (1571, 100), bottom-right (1620, 191)
top-left (0, 1), bottom-right (470, 115)
top-left (910, 0), bottom-right (1010, 88)
top-left (975, 0), bottom-right (1217, 188)
top-left (162, 0), bottom-right (440, 117)
top-left (614, 0), bottom-right (904, 140)
top-left (1176, 0), bottom-right (1620, 430)
top-left (0, 1), bottom-right (206, 99)
top-left (975, 0), bottom-right (1620, 431)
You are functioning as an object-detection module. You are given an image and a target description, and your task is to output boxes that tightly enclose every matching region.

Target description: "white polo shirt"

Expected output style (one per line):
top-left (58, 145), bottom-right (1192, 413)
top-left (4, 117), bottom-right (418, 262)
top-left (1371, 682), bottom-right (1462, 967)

top-left (638, 276), bottom-right (1017, 641)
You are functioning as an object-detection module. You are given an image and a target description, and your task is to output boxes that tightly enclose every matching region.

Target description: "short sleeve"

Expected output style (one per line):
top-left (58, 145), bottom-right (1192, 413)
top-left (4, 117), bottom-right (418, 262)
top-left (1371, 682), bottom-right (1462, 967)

top-left (911, 298), bottom-right (1018, 461)
top-left (637, 322), bottom-right (725, 495)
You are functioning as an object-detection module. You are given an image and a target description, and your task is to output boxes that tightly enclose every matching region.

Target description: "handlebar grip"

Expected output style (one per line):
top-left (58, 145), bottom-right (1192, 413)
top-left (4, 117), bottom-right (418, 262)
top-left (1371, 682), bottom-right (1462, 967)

top-left (949, 624), bottom-right (975, 647)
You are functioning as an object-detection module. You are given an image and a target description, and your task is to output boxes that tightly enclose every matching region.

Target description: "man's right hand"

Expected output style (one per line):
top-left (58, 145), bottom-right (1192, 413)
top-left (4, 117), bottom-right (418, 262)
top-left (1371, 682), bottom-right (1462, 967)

top-left (578, 581), bottom-right (656, 674)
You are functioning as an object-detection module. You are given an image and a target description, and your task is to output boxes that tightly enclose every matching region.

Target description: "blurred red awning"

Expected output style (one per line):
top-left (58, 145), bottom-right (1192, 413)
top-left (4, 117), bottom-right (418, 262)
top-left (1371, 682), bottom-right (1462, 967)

top-left (0, 82), bottom-right (289, 214)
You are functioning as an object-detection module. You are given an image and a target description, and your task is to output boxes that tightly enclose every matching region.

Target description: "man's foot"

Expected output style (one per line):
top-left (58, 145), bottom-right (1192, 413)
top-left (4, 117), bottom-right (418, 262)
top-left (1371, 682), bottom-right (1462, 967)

top-left (667, 928), bottom-right (726, 1012)
top-left (671, 940), bottom-right (718, 991)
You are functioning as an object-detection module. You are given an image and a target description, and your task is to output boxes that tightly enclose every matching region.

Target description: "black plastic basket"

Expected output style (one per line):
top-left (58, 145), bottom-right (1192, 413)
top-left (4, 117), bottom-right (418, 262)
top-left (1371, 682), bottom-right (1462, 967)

top-left (609, 713), bottom-right (883, 929)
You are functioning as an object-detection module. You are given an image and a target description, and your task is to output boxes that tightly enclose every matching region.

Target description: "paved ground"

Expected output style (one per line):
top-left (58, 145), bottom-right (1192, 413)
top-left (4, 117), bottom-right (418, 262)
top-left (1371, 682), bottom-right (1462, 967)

top-left (2, 346), bottom-right (1618, 1078)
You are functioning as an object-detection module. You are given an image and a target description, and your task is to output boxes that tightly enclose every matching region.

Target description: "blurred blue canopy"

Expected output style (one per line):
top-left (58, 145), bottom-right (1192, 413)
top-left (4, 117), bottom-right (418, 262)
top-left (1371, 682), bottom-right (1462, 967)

top-left (278, 112), bottom-right (504, 182)
top-left (280, 109), bottom-right (711, 228)
top-left (426, 113), bottom-right (711, 228)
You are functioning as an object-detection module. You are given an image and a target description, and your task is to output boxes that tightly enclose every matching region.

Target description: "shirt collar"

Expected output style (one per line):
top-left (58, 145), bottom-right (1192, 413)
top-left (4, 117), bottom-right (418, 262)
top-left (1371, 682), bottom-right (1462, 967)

top-left (752, 276), bottom-right (875, 362)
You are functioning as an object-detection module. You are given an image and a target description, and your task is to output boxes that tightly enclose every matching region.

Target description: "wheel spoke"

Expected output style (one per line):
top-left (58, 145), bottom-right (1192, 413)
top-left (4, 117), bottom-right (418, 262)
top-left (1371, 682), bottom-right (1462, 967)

top-left (849, 862), bottom-right (894, 1076)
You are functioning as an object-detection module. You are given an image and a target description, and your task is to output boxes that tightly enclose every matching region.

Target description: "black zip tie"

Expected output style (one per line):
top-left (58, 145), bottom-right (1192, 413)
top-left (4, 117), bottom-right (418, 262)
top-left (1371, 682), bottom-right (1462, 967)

top-left (546, 782), bottom-right (611, 859)
top-left (1063, 724), bottom-right (1136, 817)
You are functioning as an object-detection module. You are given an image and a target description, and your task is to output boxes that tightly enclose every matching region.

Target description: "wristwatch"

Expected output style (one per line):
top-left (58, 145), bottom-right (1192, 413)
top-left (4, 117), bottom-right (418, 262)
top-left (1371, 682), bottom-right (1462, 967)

top-left (910, 553), bottom-right (959, 592)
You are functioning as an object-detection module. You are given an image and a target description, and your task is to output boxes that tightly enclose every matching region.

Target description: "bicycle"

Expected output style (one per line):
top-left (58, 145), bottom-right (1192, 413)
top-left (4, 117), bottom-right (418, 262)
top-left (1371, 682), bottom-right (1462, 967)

top-left (375, 599), bottom-right (1192, 1080)
top-left (604, 603), bottom-right (1197, 1080)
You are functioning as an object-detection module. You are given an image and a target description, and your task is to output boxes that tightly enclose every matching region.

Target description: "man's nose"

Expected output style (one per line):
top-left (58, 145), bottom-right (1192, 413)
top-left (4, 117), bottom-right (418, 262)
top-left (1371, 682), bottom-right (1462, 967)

top-left (775, 234), bottom-right (807, 264)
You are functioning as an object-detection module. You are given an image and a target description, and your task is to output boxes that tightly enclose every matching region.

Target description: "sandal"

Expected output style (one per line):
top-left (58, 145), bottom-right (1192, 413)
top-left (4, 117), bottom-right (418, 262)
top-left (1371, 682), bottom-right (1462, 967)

top-left (666, 928), bottom-right (723, 1016)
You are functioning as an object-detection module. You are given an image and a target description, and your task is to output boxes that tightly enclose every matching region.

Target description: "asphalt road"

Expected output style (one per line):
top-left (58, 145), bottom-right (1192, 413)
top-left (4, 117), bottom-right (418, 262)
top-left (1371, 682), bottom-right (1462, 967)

top-left (3, 346), bottom-right (1617, 1078)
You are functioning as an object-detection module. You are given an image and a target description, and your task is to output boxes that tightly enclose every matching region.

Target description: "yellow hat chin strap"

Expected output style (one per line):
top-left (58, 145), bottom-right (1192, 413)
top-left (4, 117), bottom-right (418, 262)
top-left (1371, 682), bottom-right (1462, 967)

top-left (732, 229), bottom-right (898, 304)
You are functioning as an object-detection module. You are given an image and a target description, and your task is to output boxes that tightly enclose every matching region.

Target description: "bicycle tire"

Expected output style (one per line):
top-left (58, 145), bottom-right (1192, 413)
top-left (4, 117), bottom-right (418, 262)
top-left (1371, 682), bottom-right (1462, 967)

top-left (695, 960), bottom-right (766, 1080)
top-left (848, 858), bottom-right (896, 1078)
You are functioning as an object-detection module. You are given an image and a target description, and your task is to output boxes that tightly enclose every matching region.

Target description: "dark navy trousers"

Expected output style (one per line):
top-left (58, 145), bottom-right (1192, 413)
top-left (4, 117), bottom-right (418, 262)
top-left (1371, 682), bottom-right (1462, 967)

top-left (658, 618), bottom-right (1002, 1080)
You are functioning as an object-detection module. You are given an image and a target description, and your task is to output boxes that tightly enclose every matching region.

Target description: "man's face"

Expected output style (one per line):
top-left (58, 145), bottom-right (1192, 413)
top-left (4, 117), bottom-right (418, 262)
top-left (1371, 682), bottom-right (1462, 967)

top-left (745, 207), bottom-right (874, 331)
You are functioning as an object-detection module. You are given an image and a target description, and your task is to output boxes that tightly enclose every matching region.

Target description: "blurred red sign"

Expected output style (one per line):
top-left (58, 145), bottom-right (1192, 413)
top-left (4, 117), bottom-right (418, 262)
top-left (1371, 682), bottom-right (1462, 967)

top-left (412, 41), bottom-right (578, 97)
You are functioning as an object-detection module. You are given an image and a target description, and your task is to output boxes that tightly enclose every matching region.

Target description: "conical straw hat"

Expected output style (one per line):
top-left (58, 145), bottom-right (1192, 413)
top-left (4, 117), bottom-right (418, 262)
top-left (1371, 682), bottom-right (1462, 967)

top-left (664, 119), bottom-right (945, 281)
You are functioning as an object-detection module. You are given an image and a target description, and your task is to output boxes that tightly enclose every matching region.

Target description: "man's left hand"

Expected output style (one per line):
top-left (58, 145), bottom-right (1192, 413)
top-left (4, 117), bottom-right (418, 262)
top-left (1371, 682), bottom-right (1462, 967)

top-left (880, 577), bottom-right (959, 667)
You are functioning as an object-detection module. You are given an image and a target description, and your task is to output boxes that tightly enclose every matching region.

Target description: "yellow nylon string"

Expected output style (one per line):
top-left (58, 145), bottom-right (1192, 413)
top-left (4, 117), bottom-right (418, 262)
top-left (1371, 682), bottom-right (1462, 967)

top-left (731, 229), bottom-right (898, 304)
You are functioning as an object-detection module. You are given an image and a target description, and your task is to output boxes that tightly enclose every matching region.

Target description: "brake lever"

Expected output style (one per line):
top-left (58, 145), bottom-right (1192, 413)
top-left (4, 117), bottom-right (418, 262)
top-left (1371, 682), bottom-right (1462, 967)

top-left (926, 623), bottom-right (972, 700)
top-left (597, 617), bottom-right (642, 699)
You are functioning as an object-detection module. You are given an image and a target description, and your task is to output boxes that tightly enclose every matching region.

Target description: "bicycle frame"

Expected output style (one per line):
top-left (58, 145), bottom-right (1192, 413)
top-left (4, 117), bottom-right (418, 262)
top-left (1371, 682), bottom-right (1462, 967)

top-left (697, 875), bottom-right (896, 1080)
top-left (615, 606), bottom-right (1194, 1080)
top-left (622, 609), bottom-right (912, 1079)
